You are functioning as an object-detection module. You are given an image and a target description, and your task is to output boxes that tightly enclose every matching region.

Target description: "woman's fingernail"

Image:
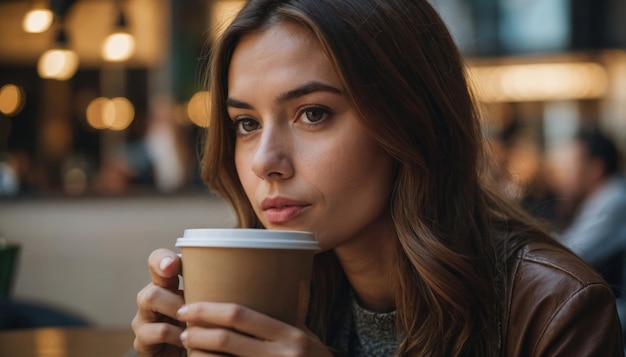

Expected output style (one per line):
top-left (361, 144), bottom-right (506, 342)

top-left (177, 305), bottom-right (189, 317)
top-left (180, 330), bottom-right (188, 343)
top-left (159, 257), bottom-right (173, 271)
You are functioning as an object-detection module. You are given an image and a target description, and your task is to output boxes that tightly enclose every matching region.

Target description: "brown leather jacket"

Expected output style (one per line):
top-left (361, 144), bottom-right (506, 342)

top-left (503, 241), bottom-right (624, 356)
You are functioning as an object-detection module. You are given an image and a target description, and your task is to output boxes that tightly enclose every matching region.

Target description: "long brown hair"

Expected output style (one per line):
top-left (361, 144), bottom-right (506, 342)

top-left (201, 0), bottom-right (553, 355)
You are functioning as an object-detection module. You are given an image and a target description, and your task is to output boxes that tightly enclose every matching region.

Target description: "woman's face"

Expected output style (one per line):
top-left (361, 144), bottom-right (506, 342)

top-left (227, 22), bottom-right (396, 251)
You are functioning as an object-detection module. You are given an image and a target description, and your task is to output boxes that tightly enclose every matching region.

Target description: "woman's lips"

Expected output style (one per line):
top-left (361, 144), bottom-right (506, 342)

top-left (261, 197), bottom-right (310, 224)
top-left (264, 205), bottom-right (309, 223)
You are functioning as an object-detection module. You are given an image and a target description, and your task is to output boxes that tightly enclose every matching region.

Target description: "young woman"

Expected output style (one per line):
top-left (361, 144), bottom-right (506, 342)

top-left (132, 0), bottom-right (623, 355)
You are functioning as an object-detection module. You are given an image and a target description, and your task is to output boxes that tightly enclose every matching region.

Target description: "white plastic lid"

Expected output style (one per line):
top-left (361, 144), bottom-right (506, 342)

top-left (175, 229), bottom-right (320, 250)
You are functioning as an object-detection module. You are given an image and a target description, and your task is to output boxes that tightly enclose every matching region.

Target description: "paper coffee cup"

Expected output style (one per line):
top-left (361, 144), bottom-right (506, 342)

top-left (175, 229), bottom-right (319, 326)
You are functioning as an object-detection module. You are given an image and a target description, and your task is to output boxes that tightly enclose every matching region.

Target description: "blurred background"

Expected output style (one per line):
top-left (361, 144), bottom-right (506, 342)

top-left (0, 0), bottom-right (625, 330)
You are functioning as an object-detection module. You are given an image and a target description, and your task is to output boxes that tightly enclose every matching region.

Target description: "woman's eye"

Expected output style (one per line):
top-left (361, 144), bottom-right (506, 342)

top-left (301, 107), bottom-right (329, 124)
top-left (234, 118), bottom-right (260, 134)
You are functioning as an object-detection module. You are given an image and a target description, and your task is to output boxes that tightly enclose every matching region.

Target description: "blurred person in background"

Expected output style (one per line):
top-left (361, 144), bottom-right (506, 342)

top-left (552, 128), bottom-right (626, 299)
top-left (0, 152), bottom-right (19, 196)
top-left (486, 119), bottom-right (558, 224)
top-left (0, 149), bottom-right (39, 196)
top-left (144, 95), bottom-right (190, 193)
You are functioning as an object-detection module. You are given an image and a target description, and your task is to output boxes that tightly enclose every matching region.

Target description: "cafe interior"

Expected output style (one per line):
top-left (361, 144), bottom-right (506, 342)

top-left (0, 0), bottom-right (625, 355)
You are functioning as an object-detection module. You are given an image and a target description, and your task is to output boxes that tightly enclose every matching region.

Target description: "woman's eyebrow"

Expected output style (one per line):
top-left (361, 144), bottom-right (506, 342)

top-left (225, 81), bottom-right (342, 109)
top-left (275, 81), bottom-right (342, 105)
top-left (225, 98), bottom-right (253, 109)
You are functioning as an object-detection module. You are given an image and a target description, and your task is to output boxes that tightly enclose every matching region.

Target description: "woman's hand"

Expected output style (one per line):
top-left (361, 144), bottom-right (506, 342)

top-left (132, 249), bottom-right (186, 357)
top-left (176, 302), bottom-right (333, 356)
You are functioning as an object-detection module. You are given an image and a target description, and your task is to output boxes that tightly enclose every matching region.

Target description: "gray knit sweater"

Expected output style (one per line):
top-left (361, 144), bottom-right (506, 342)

top-left (333, 294), bottom-right (399, 356)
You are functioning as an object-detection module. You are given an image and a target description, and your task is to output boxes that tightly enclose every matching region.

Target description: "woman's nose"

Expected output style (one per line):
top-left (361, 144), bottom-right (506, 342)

top-left (250, 127), bottom-right (294, 180)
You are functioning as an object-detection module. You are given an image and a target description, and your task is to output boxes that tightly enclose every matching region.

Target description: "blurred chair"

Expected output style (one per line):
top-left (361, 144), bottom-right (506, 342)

top-left (0, 241), bottom-right (19, 299)
top-left (0, 241), bottom-right (90, 330)
top-left (0, 299), bottom-right (91, 330)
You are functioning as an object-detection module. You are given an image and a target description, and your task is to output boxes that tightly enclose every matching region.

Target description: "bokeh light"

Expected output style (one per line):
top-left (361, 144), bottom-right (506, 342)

top-left (187, 91), bottom-right (210, 128)
top-left (108, 97), bottom-right (135, 130)
top-left (469, 62), bottom-right (608, 102)
top-left (102, 33), bottom-right (135, 62)
top-left (0, 84), bottom-right (25, 117)
top-left (37, 49), bottom-right (79, 80)
top-left (22, 9), bottom-right (54, 33)
top-left (86, 97), bottom-right (110, 130)
top-left (86, 97), bottom-right (134, 131)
